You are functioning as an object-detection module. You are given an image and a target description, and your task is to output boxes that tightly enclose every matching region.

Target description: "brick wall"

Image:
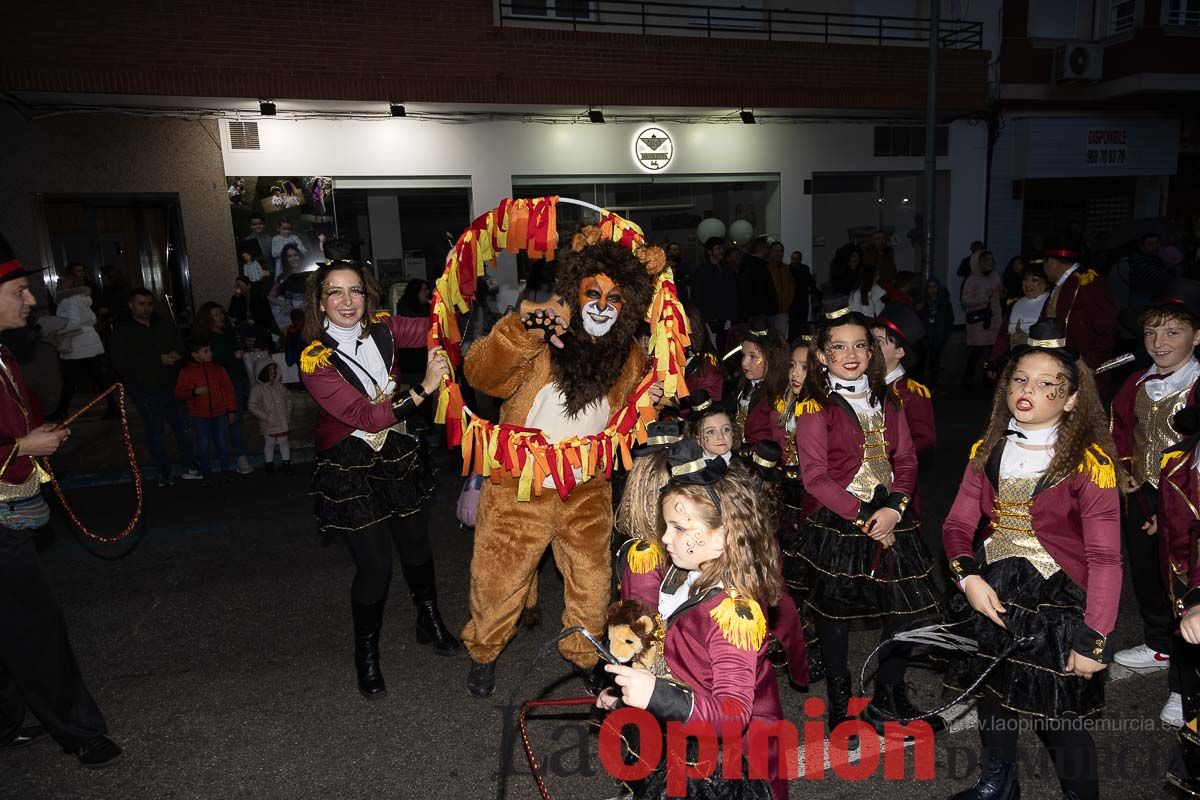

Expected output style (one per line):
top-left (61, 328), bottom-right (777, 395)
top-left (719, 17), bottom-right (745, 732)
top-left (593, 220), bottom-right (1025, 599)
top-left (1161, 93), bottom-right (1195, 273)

top-left (3, 1), bottom-right (987, 112)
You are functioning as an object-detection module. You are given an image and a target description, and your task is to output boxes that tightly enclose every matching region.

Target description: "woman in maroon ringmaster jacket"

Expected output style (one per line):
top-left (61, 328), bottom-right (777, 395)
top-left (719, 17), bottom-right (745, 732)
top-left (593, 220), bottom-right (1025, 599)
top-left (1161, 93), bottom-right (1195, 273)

top-left (299, 250), bottom-right (460, 702)
top-left (941, 318), bottom-right (1121, 800)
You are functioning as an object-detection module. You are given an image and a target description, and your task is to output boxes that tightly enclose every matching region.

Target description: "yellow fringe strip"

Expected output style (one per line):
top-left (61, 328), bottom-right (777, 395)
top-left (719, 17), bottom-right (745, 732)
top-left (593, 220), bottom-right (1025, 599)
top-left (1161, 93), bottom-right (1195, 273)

top-left (300, 342), bottom-right (333, 374)
top-left (969, 438), bottom-right (984, 461)
top-left (1163, 450), bottom-right (1186, 471)
top-left (795, 398), bottom-right (822, 416)
top-left (372, 310), bottom-right (390, 322)
top-left (1080, 444), bottom-right (1116, 489)
top-left (906, 378), bottom-right (931, 398)
top-left (626, 540), bottom-right (663, 575)
top-left (1077, 270), bottom-right (1097, 286)
top-left (709, 593), bottom-right (767, 652)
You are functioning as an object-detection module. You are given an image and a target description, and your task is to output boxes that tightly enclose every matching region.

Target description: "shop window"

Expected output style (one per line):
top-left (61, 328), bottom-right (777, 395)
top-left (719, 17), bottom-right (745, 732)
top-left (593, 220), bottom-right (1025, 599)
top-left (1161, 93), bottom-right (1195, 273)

top-left (873, 126), bottom-right (949, 158)
top-left (508, 0), bottom-right (595, 20)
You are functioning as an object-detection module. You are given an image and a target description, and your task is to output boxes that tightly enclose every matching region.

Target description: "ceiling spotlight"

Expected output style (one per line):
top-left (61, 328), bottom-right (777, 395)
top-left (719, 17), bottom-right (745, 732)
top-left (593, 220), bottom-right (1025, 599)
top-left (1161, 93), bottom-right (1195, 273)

top-left (739, 109), bottom-right (756, 124)
top-left (390, 103), bottom-right (406, 118)
top-left (588, 107), bottom-right (605, 124)
top-left (259, 100), bottom-right (276, 116)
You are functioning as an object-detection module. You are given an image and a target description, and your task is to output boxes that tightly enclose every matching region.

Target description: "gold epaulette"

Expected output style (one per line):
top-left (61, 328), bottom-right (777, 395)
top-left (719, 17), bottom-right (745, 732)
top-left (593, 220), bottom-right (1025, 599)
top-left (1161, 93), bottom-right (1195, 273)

top-left (626, 539), bottom-right (663, 575)
top-left (1080, 444), bottom-right (1116, 489)
top-left (300, 341), bottom-right (333, 374)
top-left (372, 310), bottom-right (391, 322)
top-left (705, 353), bottom-right (718, 366)
top-left (709, 592), bottom-right (766, 652)
top-left (1077, 270), bottom-right (1098, 287)
top-left (969, 438), bottom-right (985, 461)
top-left (905, 378), bottom-right (931, 399)
top-left (1162, 449), bottom-right (1187, 471)
top-left (795, 398), bottom-right (822, 415)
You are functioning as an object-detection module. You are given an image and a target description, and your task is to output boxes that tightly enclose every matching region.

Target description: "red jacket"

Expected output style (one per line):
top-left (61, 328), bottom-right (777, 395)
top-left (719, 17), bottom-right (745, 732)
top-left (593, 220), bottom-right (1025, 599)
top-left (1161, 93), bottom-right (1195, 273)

top-left (175, 361), bottom-right (236, 418)
top-left (793, 394), bottom-right (917, 521)
top-left (300, 313), bottom-right (430, 452)
top-left (942, 440), bottom-right (1123, 647)
top-left (1110, 366), bottom-right (1200, 482)
top-left (1158, 444), bottom-right (1200, 614)
top-left (741, 396), bottom-right (785, 452)
top-left (893, 376), bottom-right (935, 462)
top-left (0, 347), bottom-right (44, 487)
top-left (683, 353), bottom-right (724, 410)
top-left (1040, 268), bottom-right (1118, 371)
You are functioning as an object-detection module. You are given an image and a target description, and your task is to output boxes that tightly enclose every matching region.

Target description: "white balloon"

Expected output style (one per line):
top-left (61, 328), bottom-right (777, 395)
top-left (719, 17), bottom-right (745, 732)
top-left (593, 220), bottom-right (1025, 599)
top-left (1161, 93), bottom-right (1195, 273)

top-left (729, 219), bottom-right (754, 245)
top-left (696, 218), bottom-right (726, 243)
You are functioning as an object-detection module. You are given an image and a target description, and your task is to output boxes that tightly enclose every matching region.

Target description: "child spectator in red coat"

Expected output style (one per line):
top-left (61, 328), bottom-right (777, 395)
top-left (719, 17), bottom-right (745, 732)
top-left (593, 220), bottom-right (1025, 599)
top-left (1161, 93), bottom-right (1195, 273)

top-left (175, 337), bottom-right (237, 482)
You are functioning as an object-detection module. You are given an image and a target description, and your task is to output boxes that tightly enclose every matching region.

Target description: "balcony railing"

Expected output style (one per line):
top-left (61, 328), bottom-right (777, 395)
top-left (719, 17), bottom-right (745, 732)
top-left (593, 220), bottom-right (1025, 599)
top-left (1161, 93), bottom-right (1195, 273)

top-left (497, 0), bottom-right (984, 49)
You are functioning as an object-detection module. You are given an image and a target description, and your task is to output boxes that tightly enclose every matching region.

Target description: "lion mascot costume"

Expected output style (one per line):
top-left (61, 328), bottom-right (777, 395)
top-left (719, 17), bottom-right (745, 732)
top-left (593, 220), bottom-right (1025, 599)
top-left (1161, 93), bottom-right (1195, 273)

top-left (462, 227), bottom-right (658, 697)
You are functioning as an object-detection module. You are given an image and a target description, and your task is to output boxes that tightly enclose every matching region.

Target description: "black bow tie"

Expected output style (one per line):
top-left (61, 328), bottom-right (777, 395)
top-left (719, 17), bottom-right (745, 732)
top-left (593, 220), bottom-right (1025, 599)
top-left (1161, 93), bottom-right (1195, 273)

top-left (834, 383), bottom-right (859, 393)
top-left (1004, 429), bottom-right (1028, 439)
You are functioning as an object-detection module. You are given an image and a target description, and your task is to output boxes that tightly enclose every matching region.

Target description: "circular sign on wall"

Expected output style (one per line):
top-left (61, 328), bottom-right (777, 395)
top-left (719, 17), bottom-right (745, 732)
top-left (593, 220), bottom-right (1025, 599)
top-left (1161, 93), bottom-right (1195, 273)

top-left (633, 127), bottom-right (674, 172)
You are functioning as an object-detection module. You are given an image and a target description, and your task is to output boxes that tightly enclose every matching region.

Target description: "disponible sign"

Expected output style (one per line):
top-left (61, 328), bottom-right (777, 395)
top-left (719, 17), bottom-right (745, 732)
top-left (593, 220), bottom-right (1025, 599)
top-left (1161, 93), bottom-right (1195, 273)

top-left (1086, 128), bottom-right (1127, 166)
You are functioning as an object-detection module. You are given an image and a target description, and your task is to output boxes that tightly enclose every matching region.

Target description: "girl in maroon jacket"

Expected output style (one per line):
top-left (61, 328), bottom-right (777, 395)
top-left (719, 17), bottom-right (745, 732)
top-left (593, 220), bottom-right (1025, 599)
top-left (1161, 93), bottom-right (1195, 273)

top-left (1158, 404), bottom-right (1200, 795)
top-left (299, 250), bottom-right (459, 701)
top-left (731, 321), bottom-right (788, 438)
top-left (789, 307), bottom-right (943, 737)
top-left (942, 318), bottom-right (1120, 800)
top-left (606, 440), bottom-right (791, 799)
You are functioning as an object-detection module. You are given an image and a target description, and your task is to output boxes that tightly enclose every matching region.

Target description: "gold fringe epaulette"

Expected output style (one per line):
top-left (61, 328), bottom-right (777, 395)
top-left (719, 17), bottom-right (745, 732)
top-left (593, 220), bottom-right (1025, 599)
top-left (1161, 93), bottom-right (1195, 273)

top-left (1163, 449), bottom-right (1187, 471)
top-left (969, 438), bottom-right (985, 461)
top-left (372, 310), bottom-right (391, 322)
top-left (626, 539), bottom-right (663, 575)
top-left (300, 341), bottom-right (333, 374)
top-left (709, 592), bottom-right (766, 652)
top-left (1076, 270), bottom-right (1097, 287)
top-left (795, 398), bottom-right (822, 416)
top-left (705, 353), bottom-right (718, 367)
top-left (1080, 444), bottom-right (1116, 489)
top-left (905, 378), bottom-right (931, 399)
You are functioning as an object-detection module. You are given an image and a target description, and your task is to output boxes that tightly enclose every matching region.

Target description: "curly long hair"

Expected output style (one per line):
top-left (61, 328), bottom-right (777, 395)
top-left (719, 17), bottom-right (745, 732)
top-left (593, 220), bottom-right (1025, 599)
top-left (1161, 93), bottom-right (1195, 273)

top-left (550, 233), bottom-right (655, 416)
top-left (778, 341), bottom-right (811, 433)
top-left (735, 330), bottom-right (789, 414)
top-left (302, 261), bottom-right (383, 342)
top-left (971, 349), bottom-right (1119, 486)
top-left (615, 451), bottom-right (671, 540)
top-left (802, 313), bottom-right (895, 408)
top-left (659, 462), bottom-right (781, 607)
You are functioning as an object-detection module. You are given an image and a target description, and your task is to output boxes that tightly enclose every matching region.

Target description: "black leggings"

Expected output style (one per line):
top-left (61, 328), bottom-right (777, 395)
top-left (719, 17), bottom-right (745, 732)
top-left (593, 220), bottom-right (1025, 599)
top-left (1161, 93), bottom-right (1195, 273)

top-left (53, 356), bottom-right (117, 418)
top-left (977, 698), bottom-right (1097, 800)
top-left (816, 615), bottom-right (910, 685)
top-left (341, 507), bottom-right (432, 605)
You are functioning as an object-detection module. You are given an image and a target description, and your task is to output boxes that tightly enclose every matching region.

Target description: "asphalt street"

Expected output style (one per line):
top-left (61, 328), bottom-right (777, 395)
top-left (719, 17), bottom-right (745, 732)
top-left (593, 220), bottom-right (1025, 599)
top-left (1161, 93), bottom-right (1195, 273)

top-left (0, 384), bottom-right (1182, 800)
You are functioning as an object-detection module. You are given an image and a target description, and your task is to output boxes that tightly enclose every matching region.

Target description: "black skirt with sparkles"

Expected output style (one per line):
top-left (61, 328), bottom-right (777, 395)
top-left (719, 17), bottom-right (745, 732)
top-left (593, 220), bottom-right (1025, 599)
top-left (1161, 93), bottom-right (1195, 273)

top-left (309, 431), bottom-right (436, 534)
top-left (784, 505), bottom-right (940, 621)
top-left (943, 556), bottom-right (1106, 719)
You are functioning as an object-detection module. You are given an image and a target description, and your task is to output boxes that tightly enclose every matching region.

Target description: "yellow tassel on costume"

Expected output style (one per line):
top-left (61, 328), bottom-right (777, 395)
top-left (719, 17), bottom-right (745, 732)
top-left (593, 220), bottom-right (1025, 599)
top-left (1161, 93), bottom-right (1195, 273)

top-left (1080, 444), bottom-right (1116, 489)
top-left (300, 341), bottom-right (333, 374)
top-left (906, 378), bottom-right (931, 398)
top-left (434, 383), bottom-right (450, 425)
top-left (709, 593), bottom-right (766, 652)
top-left (1163, 450), bottom-right (1187, 470)
top-left (626, 540), bottom-right (663, 574)
top-left (1077, 270), bottom-right (1097, 286)
top-left (969, 438), bottom-right (985, 460)
top-left (372, 310), bottom-right (390, 322)
top-left (795, 398), bottom-right (822, 416)
top-left (517, 457), bottom-right (535, 502)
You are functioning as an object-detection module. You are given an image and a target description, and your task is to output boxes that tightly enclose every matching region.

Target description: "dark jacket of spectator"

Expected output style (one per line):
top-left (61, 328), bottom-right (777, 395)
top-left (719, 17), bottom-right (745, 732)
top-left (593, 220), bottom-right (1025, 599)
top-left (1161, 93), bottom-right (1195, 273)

top-left (736, 252), bottom-right (777, 321)
top-left (108, 315), bottom-right (184, 395)
top-left (692, 260), bottom-right (739, 327)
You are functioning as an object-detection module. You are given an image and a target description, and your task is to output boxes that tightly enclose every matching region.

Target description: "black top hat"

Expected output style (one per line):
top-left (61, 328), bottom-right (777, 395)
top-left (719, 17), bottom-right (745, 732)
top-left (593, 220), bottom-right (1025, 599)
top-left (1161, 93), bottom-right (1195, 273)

top-left (633, 419), bottom-right (685, 458)
top-left (1042, 233), bottom-right (1083, 263)
top-left (0, 232), bottom-right (35, 285)
top-left (744, 440), bottom-right (783, 483)
top-left (685, 389), bottom-right (714, 415)
top-left (1014, 318), bottom-right (1076, 361)
top-left (790, 325), bottom-right (815, 347)
top-left (875, 303), bottom-right (925, 348)
top-left (743, 316), bottom-right (772, 340)
top-left (1151, 278), bottom-right (1200, 319)
top-left (820, 296), bottom-right (852, 322)
top-left (664, 439), bottom-right (728, 487)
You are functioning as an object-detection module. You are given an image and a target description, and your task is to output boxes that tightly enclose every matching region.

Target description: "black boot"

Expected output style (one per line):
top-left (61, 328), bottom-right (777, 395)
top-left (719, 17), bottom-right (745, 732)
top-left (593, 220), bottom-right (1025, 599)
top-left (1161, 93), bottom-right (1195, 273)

top-left (401, 560), bottom-right (461, 656)
top-left (949, 756), bottom-right (1020, 800)
top-left (862, 682), bottom-right (947, 734)
top-left (825, 673), bottom-right (857, 750)
top-left (467, 660), bottom-right (497, 698)
top-left (351, 599), bottom-right (387, 700)
top-left (281, 460), bottom-right (294, 476)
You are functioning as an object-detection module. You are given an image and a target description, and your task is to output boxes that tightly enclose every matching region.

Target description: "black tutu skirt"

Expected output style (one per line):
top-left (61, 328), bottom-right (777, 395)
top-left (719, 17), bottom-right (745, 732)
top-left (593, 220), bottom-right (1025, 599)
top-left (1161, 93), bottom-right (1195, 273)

top-left (309, 431), bottom-right (437, 534)
top-left (943, 557), bottom-right (1105, 718)
top-left (784, 506), bottom-right (940, 621)
top-left (624, 732), bottom-right (774, 800)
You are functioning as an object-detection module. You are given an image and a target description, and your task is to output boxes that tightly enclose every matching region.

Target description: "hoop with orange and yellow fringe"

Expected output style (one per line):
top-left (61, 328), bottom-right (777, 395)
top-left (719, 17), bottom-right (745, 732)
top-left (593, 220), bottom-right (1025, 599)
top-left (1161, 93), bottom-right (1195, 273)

top-left (426, 196), bottom-right (692, 501)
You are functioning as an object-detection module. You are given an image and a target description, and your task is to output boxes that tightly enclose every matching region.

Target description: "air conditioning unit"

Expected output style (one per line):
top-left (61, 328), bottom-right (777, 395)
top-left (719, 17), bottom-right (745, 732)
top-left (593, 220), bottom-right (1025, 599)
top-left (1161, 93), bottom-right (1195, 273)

top-left (1053, 43), bottom-right (1103, 82)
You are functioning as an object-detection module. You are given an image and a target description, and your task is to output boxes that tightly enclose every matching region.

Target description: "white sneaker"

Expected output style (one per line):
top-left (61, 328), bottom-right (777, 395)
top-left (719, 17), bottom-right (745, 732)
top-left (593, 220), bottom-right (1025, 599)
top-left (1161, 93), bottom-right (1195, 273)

top-left (179, 468), bottom-right (203, 481)
top-left (1162, 692), bottom-right (1185, 728)
top-left (1113, 644), bottom-right (1170, 670)
top-left (236, 456), bottom-right (253, 475)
